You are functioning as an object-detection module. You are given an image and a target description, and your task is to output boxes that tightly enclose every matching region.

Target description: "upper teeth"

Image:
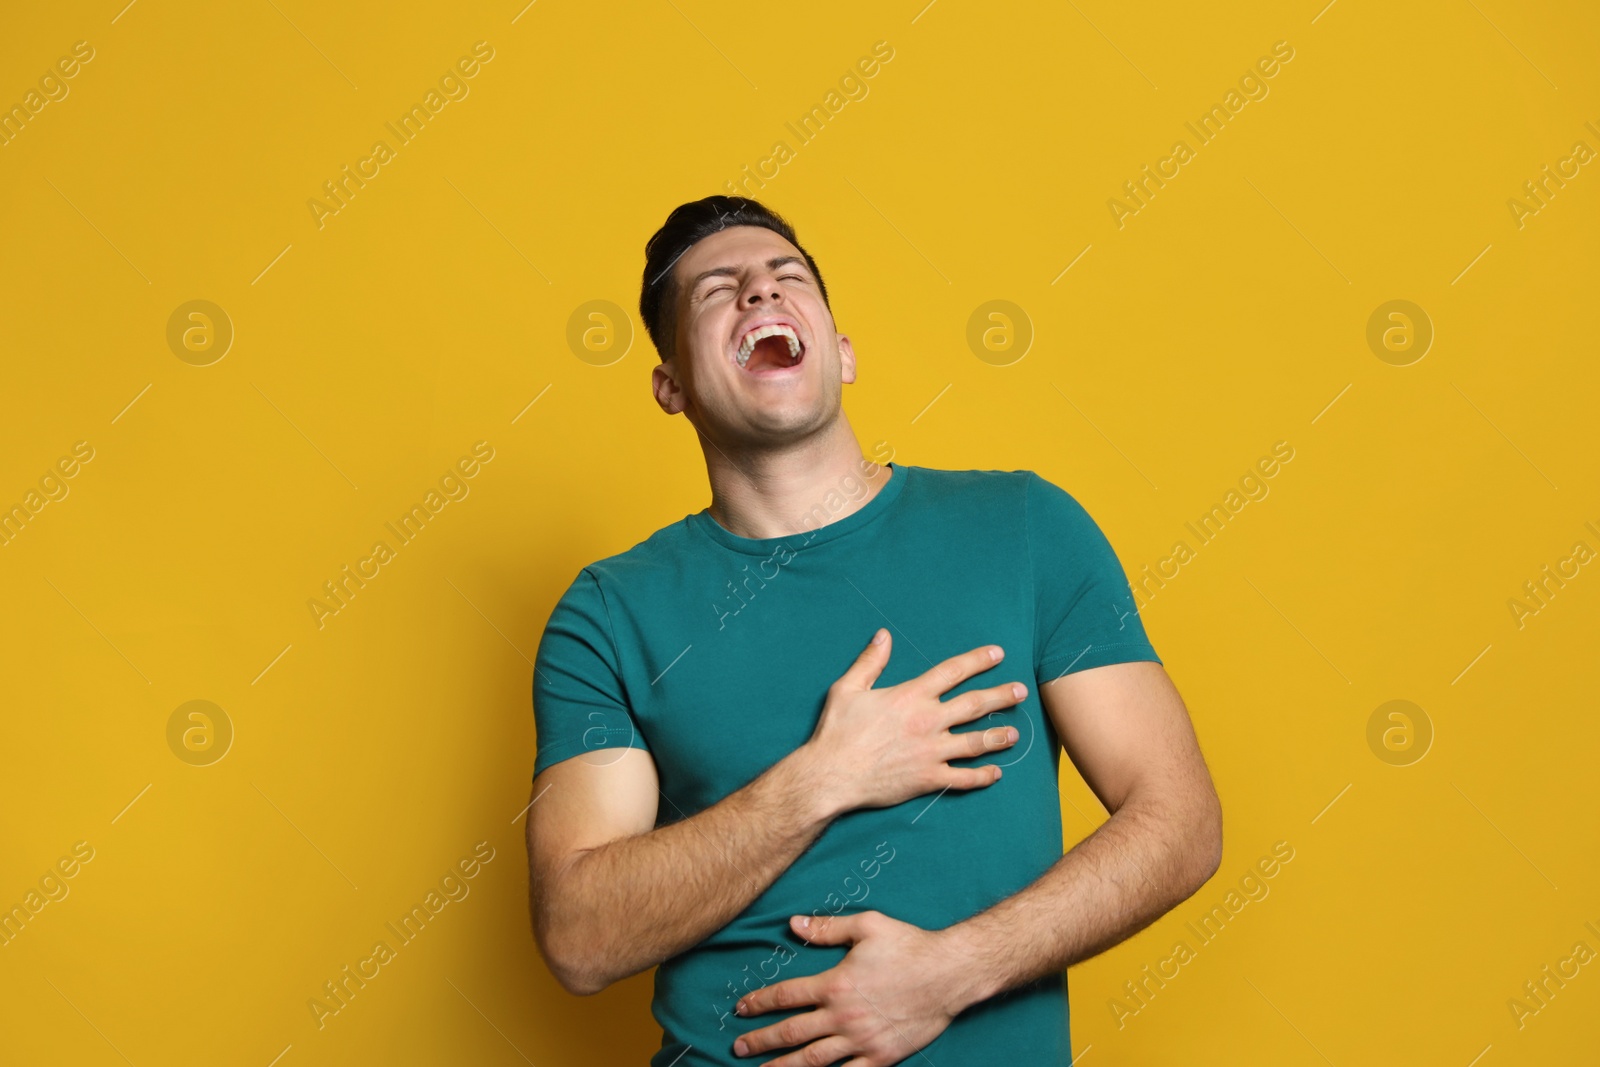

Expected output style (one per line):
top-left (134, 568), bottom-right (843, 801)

top-left (736, 324), bottom-right (801, 366)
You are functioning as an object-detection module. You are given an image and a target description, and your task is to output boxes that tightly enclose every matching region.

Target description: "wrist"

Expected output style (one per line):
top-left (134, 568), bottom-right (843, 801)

top-left (781, 743), bottom-right (850, 825)
top-left (933, 920), bottom-right (1004, 1015)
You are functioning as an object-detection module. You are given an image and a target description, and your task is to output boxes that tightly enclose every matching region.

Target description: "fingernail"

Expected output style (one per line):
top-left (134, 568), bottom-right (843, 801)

top-left (985, 727), bottom-right (1007, 746)
top-left (797, 915), bottom-right (810, 928)
top-left (734, 1038), bottom-right (748, 1055)
top-left (1011, 683), bottom-right (1025, 699)
top-left (872, 628), bottom-right (887, 645)
top-left (1007, 727), bottom-right (1018, 742)
top-left (989, 646), bottom-right (1003, 661)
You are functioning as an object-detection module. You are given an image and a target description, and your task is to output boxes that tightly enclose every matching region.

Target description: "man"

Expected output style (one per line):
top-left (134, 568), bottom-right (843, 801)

top-left (525, 195), bottom-right (1222, 1066)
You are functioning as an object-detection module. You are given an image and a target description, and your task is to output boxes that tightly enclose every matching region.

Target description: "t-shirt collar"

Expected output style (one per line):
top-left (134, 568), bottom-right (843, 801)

top-left (689, 462), bottom-right (907, 556)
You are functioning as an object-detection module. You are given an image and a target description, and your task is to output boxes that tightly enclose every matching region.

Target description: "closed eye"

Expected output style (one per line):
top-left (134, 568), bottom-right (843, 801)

top-left (712, 275), bottom-right (804, 291)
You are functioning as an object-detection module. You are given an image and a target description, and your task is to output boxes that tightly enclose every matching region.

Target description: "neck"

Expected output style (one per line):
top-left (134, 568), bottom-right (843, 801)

top-left (696, 415), bottom-right (892, 540)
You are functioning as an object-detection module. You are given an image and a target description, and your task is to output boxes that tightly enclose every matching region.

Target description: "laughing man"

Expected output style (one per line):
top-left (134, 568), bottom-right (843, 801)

top-left (525, 195), bottom-right (1222, 1066)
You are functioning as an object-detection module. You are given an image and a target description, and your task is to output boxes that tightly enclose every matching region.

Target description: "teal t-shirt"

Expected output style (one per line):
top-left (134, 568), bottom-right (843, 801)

top-left (532, 462), bottom-right (1161, 1066)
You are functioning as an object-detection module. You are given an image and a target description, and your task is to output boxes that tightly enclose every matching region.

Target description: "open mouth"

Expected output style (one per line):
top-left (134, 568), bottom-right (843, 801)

top-left (733, 322), bottom-right (805, 374)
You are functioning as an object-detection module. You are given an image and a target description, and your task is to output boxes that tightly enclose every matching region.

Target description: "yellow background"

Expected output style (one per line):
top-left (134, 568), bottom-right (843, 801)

top-left (2, 0), bottom-right (1597, 1063)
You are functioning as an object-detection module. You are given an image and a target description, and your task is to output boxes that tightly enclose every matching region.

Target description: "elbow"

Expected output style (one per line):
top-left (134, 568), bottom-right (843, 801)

top-left (536, 921), bottom-right (611, 997)
top-left (1185, 787), bottom-right (1224, 891)
top-left (534, 857), bottom-right (614, 998)
top-left (553, 964), bottom-right (608, 998)
top-left (532, 865), bottom-right (613, 997)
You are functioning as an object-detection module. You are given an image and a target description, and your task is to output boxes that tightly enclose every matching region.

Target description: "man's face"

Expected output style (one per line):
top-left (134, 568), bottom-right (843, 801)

top-left (653, 225), bottom-right (854, 448)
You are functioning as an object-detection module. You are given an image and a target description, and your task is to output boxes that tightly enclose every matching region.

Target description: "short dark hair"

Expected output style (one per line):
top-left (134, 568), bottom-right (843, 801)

top-left (639, 195), bottom-right (831, 361)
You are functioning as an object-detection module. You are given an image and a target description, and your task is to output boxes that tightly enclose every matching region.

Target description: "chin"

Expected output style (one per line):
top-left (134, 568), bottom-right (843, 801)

top-left (750, 401), bottom-right (841, 438)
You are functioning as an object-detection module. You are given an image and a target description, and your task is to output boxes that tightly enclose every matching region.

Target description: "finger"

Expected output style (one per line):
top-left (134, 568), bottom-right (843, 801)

top-left (835, 628), bottom-right (892, 692)
top-left (789, 912), bottom-right (859, 946)
top-left (943, 762), bottom-right (1004, 790)
top-left (732, 1011), bottom-right (838, 1062)
top-left (909, 643), bottom-right (1004, 698)
top-left (939, 680), bottom-right (1028, 728)
top-left (940, 722), bottom-right (1020, 762)
top-left (758, 1035), bottom-right (856, 1066)
top-left (736, 973), bottom-right (826, 1018)
top-left (733, 1008), bottom-right (836, 1059)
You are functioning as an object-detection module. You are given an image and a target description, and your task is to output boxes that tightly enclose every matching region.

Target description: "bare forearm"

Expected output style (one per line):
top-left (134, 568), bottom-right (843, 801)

top-left (538, 746), bottom-right (840, 993)
top-left (939, 792), bottom-right (1222, 1010)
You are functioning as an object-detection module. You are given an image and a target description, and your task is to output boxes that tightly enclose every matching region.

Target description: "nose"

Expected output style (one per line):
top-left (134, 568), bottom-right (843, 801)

top-left (741, 270), bottom-right (785, 307)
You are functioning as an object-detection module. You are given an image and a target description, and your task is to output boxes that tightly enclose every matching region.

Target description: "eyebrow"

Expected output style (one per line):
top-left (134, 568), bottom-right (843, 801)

top-left (688, 256), bottom-right (809, 294)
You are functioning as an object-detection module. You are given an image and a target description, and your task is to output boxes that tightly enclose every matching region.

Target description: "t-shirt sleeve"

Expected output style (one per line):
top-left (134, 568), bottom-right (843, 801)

top-left (1026, 471), bottom-right (1162, 680)
top-left (531, 567), bottom-right (650, 779)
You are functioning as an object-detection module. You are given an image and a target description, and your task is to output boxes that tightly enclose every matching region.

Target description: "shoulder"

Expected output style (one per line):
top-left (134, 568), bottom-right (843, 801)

top-left (540, 517), bottom-right (695, 644)
top-left (902, 465), bottom-right (1098, 522)
top-left (901, 463), bottom-right (1035, 508)
top-left (569, 512), bottom-right (700, 595)
top-left (1019, 468), bottom-right (1092, 515)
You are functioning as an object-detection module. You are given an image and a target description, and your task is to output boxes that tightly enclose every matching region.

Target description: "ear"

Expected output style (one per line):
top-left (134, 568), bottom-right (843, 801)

top-left (653, 361), bottom-right (686, 415)
top-left (837, 334), bottom-right (857, 384)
